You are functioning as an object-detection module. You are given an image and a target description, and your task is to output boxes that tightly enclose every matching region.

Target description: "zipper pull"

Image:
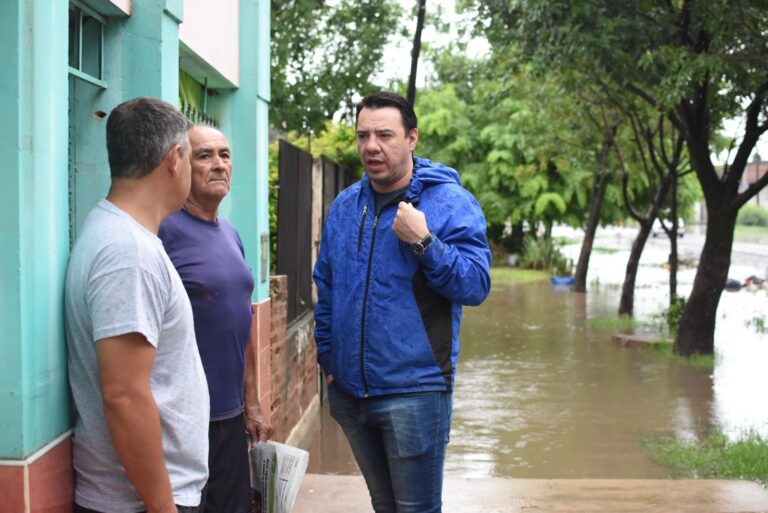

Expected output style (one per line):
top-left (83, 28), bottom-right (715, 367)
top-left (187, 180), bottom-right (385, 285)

top-left (357, 205), bottom-right (368, 252)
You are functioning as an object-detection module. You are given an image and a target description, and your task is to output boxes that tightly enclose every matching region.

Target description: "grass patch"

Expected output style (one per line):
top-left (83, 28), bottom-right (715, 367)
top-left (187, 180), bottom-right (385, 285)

top-left (554, 236), bottom-right (582, 246)
top-left (644, 431), bottom-right (768, 486)
top-left (588, 315), bottom-right (642, 331)
top-left (734, 224), bottom-right (768, 243)
top-left (592, 246), bottom-right (620, 254)
top-left (490, 267), bottom-right (550, 284)
top-left (589, 317), bottom-right (714, 368)
top-left (644, 341), bottom-right (714, 369)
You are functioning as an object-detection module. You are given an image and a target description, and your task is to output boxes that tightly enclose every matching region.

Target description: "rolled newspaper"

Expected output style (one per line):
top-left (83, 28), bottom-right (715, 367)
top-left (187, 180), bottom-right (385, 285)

top-left (250, 441), bottom-right (310, 513)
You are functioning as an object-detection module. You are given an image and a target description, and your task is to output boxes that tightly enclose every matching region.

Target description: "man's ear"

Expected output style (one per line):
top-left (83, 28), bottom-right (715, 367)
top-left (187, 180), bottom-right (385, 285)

top-left (408, 128), bottom-right (419, 152)
top-left (164, 143), bottom-right (183, 177)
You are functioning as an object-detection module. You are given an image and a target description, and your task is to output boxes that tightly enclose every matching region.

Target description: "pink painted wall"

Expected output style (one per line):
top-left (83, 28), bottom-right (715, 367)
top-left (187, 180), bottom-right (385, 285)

top-left (179, 0), bottom-right (240, 87)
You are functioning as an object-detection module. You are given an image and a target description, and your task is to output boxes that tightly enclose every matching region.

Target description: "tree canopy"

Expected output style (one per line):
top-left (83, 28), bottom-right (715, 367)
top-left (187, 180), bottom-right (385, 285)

top-left (271, 0), bottom-right (404, 134)
top-left (461, 0), bottom-right (768, 354)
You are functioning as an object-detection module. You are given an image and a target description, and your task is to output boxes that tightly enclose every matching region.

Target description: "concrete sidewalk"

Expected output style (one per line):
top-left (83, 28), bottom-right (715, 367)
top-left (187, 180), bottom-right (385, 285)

top-left (293, 474), bottom-right (768, 513)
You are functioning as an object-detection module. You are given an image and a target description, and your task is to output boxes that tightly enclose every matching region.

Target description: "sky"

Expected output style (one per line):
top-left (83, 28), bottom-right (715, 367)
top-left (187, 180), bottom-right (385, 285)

top-left (718, 116), bottom-right (768, 165)
top-left (373, 0), bottom-right (489, 89)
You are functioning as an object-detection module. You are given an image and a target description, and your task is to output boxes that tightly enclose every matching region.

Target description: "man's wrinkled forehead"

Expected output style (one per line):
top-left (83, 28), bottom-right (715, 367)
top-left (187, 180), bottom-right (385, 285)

top-left (189, 126), bottom-right (230, 154)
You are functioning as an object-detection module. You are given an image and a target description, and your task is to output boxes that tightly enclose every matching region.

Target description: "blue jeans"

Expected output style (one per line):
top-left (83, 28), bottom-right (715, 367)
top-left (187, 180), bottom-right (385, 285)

top-left (328, 382), bottom-right (452, 513)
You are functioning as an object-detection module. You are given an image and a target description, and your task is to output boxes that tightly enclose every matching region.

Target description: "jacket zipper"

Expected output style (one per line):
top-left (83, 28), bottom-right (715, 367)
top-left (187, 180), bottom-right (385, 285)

top-left (359, 214), bottom-right (379, 397)
top-left (357, 205), bottom-right (368, 252)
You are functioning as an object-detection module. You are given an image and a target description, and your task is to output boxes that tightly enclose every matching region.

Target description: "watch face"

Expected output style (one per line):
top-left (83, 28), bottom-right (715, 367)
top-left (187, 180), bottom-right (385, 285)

top-left (411, 233), bottom-right (432, 256)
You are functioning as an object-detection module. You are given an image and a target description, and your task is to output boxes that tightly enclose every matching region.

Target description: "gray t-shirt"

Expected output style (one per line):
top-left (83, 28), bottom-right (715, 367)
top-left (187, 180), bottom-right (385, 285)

top-left (64, 200), bottom-right (209, 512)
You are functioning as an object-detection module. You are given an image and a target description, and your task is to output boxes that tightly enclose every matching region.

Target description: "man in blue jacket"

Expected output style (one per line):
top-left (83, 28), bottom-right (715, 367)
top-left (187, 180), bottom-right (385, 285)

top-left (313, 91), bottom-right (492, 513)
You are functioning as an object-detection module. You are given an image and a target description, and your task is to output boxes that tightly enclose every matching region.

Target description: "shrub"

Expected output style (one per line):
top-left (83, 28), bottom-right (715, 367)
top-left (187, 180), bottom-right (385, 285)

top-left (519, 237), bottom-right (574, 276)
top-left (737, 204), bottom-right (768, 227)
top-left (662, 294), bottom-right (687, 333)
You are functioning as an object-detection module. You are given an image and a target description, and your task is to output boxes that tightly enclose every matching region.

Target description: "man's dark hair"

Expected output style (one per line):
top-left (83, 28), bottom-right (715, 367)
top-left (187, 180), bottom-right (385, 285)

top-left (355, 91), bottom-right (418, 133)
top-left (106, 97), bottom-right (192, 179)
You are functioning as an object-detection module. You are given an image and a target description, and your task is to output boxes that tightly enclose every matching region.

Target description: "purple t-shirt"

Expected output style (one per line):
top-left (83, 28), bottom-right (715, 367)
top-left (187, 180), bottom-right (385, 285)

top-left (159, 209), bottom-right (255, 420)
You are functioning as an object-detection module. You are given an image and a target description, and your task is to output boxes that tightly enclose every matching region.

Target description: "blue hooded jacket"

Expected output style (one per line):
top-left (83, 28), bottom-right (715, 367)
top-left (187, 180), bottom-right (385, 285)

top-left (313, 157), bottom-right (492, 397)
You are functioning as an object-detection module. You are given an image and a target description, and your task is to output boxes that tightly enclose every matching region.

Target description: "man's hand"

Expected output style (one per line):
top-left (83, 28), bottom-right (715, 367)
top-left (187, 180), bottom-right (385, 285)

top-left (245, 401), bottom-right (274, 444)
top-left (243, 333), bottom-right (273, 445)
top-left (392, 202), bottom-right (429, 243)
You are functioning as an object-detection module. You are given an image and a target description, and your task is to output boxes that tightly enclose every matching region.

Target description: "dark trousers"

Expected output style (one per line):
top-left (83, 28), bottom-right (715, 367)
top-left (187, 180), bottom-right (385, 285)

top-left (200, 413), bottom-right (252, 513)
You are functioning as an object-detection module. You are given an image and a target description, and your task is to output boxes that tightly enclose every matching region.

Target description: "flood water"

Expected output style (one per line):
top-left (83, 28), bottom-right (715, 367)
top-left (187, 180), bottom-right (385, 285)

top-left (303, 227), bottom-right (768, 478)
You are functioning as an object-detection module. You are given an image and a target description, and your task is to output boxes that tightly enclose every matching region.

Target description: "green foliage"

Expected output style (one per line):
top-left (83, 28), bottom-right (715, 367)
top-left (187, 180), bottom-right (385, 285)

top-left (737, 204), bottom-right (768, 227)
top-left (662, 294), bottom-right (688, 333)
top-left (415, 56), bottom-right (630, 251)
top-left (280, 121), bottom-right (362, 177)
top-left (414, 84), bottom-right (475, 169)
top-left (745, 316), bottom-right (767, 335)
top-left (644, 431), bottom-right (768, 486)
top-left (460, 0), bottom-right (768, 354)
top-left (271, 0), bottom-right (404, 133)
top-left (519, 237), bottom-right (573, 276)
top-left (534, 193), bottom-right (567, 217)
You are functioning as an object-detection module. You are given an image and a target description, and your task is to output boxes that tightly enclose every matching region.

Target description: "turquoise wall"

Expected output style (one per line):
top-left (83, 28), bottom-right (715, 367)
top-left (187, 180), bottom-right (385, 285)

top-left (70, 1), bottom-right (183, 239)
top-left (206, 0), bottom-right (271, 302)
top-left (0, 0), bottom-right (188, 459)
top-left (0, 0), bottom-right (270, 458)
top-left (256, 0), bottom-right (272, 301)
top-left (0, 0), bottom-right (70, 458)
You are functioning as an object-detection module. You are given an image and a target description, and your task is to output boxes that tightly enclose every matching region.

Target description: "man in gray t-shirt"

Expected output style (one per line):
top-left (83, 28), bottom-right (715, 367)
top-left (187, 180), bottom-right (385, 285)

top-left (64, 98), bottom-right (209, 513)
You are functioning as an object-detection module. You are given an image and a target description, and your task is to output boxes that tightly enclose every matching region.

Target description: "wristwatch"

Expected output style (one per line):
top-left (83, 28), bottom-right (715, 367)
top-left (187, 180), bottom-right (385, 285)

top-left (411, 232), bottom-right (433, 256)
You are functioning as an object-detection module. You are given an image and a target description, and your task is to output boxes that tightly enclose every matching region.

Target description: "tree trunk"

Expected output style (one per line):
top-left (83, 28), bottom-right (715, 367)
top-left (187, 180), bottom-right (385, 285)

top-left (674, 210), bottom-right (737, 355)
top-left (406, 0), bottom-right (426, 106)
top-left (572, 172), bottom-right (609, 292)
top-left (668, 176), bottom-right (679, 303)
top-left (618, 221), bottom-right (653, 316)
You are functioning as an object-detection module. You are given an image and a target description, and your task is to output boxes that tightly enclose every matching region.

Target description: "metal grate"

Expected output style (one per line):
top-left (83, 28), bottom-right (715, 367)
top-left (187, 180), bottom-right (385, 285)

top-left (276, 140), bottom-right (313, 325)
top-left (180, 100), bottom-right (219, 128)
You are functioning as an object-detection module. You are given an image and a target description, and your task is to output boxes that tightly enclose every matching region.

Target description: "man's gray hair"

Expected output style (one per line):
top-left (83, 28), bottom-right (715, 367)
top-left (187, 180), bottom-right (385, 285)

top-left (106, 97), bottom-right (192, 179)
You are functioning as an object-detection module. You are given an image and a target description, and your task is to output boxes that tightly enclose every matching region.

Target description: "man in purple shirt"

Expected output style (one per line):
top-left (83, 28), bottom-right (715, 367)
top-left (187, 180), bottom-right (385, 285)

top-left (159, 125), bottom-right (273, 513)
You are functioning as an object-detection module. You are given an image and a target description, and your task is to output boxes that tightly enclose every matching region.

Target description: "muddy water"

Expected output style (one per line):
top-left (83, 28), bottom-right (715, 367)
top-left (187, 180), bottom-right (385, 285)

top-left (304, 228), bottom-right (768, 478)
top-left (446, 280), bottom-right (712, 478)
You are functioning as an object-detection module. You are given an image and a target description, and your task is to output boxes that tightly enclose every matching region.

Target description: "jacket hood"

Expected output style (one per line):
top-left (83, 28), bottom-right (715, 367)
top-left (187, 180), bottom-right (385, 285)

top-left (360, 156), bottom-right (462, 203)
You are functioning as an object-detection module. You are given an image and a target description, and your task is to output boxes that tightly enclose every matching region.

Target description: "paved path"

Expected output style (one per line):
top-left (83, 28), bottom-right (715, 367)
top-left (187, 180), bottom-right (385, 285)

top-left (294, 474), bottom-right (768, 513)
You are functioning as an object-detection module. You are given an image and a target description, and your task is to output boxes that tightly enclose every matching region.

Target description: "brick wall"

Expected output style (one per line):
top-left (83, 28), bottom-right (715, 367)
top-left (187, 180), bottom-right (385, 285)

top-left (269, 275), bottom-right (319, 441)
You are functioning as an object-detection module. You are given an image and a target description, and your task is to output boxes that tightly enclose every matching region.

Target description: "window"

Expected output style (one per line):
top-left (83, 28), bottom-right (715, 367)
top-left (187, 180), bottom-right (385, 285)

top-left (69, 1), bottom-right (106, 88)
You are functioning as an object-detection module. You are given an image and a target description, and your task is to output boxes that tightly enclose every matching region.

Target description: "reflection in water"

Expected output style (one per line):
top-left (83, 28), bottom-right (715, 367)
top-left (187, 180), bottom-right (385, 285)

top-left (304, 231), bottom-right (768, 478)
top-left (712, 308), bottom-right (768, 439)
